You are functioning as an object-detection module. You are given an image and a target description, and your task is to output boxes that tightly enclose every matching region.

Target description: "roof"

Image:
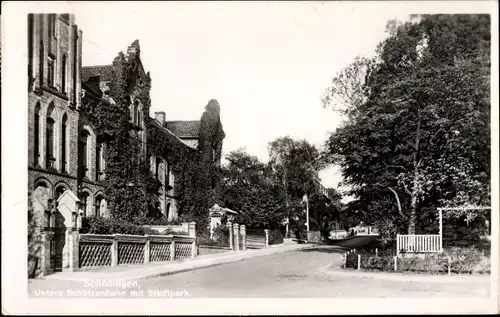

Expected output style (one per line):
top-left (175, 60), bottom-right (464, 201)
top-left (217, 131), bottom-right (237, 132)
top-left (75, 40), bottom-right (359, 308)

top-left (209, 204), bottom-right (238, 214)
top-left (165, 121), bottom-right (201, 138)
top-left (81, 64), bottom-right (114, 82)
top-left (148, 117), bottom-right (198, 151)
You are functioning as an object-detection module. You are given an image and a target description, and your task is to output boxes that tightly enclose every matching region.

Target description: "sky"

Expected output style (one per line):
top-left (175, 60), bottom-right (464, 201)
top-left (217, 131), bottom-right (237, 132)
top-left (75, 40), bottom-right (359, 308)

top-left (68, 2), bottom-right (412, 190)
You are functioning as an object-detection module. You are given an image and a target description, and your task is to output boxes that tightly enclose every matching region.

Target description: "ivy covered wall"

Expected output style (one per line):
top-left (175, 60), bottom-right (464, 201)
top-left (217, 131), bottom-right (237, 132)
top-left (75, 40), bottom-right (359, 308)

top-left (80, 40), bottom-right (226, 229)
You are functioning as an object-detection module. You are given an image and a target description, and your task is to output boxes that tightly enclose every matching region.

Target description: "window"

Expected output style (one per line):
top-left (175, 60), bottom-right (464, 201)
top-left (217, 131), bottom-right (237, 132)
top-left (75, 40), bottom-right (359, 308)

top-left (155, 157), bottom-right (161, 180)
top-left (62, 54), bottom-right (67, 93)
top-left (34, 104), bottom-right (40, 166)
top-left (79, 131), bottom-right (89, 178)
top-left (133, 101), bottom-right (138, 124)
top-left (48, 56), bottom-right (55, 88)
top-left (28, 15), bottom-right (34, 78)
top-left (95, 196), bottom-right (102, 218)
top-left (61, 115), bottom-right (67, 172)
top-left (46, 118), bottom-right (55, 169)
top-left (55, 186), bottom-right (66, 205)
top-left (39, 40), bottom-right (44, 86)
top-left (166, 162), bottom-right (171, 186)
top-left (72, 26), bottom-right (78, 104)
top-left (96, 142), bottom-right (104, 181)
top-left (136, 101), bottom-right (141, 127)
top-left (79, 192), bottom-right (89, 217)
top-left (48, 14), bottom-right (56, 38)
top-left (166, 203), bottom-right (171, 218)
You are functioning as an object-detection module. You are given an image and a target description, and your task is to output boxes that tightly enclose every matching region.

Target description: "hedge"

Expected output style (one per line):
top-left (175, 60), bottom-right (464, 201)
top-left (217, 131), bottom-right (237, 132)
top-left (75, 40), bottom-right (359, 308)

top-left (81, 216), bottom-right (160, 235)
top-left (199, 225), bottom-right (230, 247)
top-left (343, 247), bottom-right (491, 275)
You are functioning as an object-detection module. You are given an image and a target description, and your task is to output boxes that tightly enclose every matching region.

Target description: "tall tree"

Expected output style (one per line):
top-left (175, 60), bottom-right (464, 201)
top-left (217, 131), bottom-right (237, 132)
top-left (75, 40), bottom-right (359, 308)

top-left (221, 149), bottom-right (286, 229)
top-left (322, 14), bottom-right (490, 237)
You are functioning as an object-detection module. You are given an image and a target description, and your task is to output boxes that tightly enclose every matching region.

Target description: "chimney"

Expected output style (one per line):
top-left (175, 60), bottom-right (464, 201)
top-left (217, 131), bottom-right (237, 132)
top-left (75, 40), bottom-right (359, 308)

top-left (155, 111), bottom-right (166, 126)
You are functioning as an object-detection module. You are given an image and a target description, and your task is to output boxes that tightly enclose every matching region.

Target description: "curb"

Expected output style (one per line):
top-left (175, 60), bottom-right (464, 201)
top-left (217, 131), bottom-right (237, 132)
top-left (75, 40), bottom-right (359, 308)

top-left (318, 263), bottom-right (491, 283)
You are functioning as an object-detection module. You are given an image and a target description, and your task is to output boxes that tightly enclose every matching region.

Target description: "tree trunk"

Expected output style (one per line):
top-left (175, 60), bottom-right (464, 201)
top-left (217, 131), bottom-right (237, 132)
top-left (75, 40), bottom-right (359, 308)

top-left (408, 168), bottom-right (419, 234)
top-left (408, 108), bottom-right (422, 235)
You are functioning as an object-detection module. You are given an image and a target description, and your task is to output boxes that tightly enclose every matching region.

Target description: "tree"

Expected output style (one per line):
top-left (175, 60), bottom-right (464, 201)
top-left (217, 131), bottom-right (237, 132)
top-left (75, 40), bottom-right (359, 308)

top-left (268, 136), bottom-right (324, 237)
top-left (307, 190), bottom-right (343, 240)
top-left (221, 149), bottom-right (286, 229)
top-left (322, 15), bottom-right (491, 236)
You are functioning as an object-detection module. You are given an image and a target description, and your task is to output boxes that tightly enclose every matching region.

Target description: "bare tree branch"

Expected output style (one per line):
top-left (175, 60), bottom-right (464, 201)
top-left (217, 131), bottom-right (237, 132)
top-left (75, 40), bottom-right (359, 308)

top-left (399, 178), bottom-right (412, 195)
top-left (388, 187), bottom-right (406, 218)
top-left (383, 161), bottom-right (407, 171)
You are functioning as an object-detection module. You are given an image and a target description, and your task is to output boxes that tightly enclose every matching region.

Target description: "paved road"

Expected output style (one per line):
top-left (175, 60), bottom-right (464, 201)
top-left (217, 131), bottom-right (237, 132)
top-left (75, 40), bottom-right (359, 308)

top-left (29, 241), bottom-right (489, 298)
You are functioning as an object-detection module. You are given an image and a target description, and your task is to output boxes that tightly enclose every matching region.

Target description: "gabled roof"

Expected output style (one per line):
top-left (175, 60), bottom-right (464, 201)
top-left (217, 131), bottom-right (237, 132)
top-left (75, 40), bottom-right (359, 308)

top-left (81, 64), bottom-right (114, 82)
top-left (148, 117), bottom-right (198, 151)
top-left (209, 204), bottom-right (238, 214)
top-left (165, 121), bottom-right (201, 138)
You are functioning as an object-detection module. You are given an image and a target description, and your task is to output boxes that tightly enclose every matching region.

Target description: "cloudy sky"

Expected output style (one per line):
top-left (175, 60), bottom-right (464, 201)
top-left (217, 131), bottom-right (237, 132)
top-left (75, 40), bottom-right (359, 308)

top-left (48, 2), bottom-right (414, 188)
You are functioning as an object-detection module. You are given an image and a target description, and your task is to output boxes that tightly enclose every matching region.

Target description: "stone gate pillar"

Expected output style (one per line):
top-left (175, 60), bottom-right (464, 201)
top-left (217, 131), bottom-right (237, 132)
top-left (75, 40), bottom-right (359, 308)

top-left (233, 223), bottom-right (240, 252)
top-left (264, 229), bottom-right (269, 248)
top-left (189, 222), bottom-right (197, 258)
top-left (240, 225), bottom-right (246, 251)
top-left (227, 221), bottom-right (233, 250)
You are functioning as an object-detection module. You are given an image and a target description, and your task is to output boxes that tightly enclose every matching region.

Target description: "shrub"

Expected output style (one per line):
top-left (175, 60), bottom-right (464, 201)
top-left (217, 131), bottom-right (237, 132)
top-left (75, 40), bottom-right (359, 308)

top-left (268, 229), bottom-right (284, 245)
top-left (213, 225), bottom-right (229, 242)
top-left (159, 228), bottom-right (188, 236)
top-left (198, 225), bottom-right (230, 248)
top-left (342, 247), bottom-right (490, 275)
top-left (81, 216), bottom-right (160, 235)
top-left (28, 191), bottom-right (42, 278)
top-left (131, 216), bottom-right (181, 226)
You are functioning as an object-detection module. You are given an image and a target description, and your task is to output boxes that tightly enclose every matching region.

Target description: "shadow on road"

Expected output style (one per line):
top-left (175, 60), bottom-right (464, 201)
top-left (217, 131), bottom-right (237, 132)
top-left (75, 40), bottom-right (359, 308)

top-left (303, 236), bottom-right (384, 253)
top-left (299, 246), bottom-right (348, 254)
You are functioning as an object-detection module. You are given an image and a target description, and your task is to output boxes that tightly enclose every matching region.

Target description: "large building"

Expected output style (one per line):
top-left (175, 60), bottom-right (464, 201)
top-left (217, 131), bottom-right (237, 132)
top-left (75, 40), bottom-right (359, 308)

top-left (28, 14), bottom-right (224, 221)
top-left (28, 13), bottom-right (84, 209)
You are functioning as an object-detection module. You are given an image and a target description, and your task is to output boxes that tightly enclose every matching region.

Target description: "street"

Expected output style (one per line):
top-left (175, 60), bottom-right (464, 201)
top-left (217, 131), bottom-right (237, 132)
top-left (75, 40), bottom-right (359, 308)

top-left (28, 238), bottom-right (489, 298)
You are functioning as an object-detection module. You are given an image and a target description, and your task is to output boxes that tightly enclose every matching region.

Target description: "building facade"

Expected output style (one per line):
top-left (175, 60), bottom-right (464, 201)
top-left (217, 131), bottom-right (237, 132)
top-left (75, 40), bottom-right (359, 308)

top-left (28, 13), bottom-right (84, 209)
top-left (28, 14), bottom-right (225, 222)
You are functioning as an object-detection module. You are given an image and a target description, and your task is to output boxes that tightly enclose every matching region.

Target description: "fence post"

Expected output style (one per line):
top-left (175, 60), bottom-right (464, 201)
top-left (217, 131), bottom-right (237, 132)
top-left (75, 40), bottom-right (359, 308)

top-left (375, 248), bottom-right (378, 257)
top-left (394, 256), bottom-right (397, 271)
top-left (357, 254), bottom-right (361, 270)
top-left (189, 222), bottom-right (197, 258)
top-left (264, 229), bottom-right (269, 248)
top-left (240, 225), bottom-right (247, 251)
top-left (447, 256), bottom-right (451, 275)
top-left (170, 239), bottom-right (176, 261)
top-left (144, 236), bottom-right (150, 264)
top-left (396, 234), bottom-right (400, 257)
top-left (68, 229), bottom-right (79, 271)
top-left (227, 221), bottom-right (233, 251)
top-left (233, 223), bottom-right (240, 251)
top-left (343, 253), bottom-right (347, 268)
top-left (111, 235), bottom-right (118, 267)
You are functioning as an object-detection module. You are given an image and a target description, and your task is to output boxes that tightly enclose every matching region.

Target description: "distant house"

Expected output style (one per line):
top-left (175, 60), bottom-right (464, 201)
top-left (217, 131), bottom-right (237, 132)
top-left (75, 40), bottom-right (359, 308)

top-left (209, 204), bottom-right (238, 238)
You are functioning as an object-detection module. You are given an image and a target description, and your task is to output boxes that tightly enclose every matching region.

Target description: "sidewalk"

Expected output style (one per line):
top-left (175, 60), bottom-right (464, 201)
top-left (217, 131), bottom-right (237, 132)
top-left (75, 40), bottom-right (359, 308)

top-left (42, 243), bottom-right (317, 282)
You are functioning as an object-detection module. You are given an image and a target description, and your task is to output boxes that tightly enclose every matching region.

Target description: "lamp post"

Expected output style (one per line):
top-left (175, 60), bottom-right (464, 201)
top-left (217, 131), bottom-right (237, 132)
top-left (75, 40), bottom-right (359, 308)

top-left (303, 194), bottom-right (309, 233)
